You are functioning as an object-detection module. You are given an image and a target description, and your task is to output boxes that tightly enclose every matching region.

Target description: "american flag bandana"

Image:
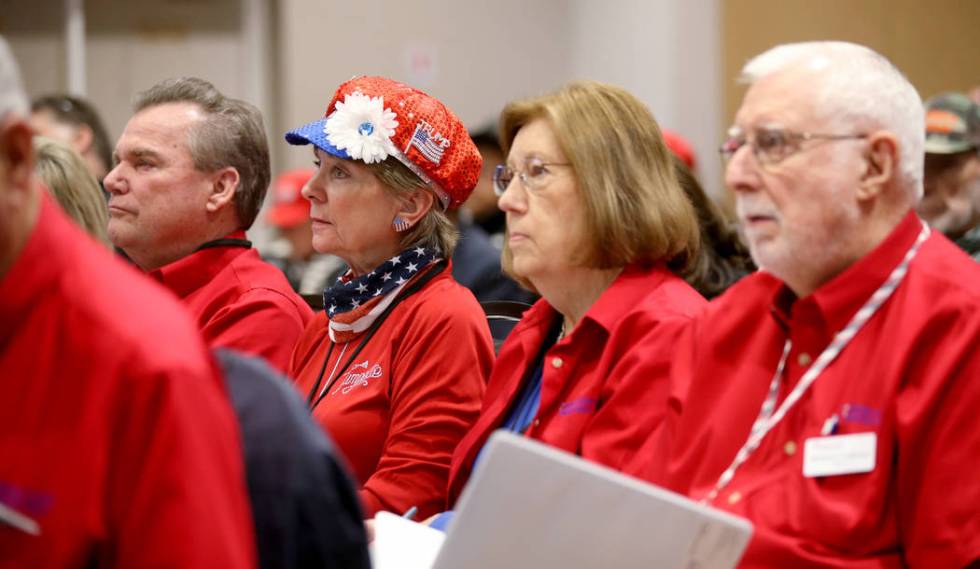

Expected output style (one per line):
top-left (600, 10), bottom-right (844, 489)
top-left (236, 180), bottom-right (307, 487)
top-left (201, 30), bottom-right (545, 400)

top-left (323, 245), bottom-right (441, 343)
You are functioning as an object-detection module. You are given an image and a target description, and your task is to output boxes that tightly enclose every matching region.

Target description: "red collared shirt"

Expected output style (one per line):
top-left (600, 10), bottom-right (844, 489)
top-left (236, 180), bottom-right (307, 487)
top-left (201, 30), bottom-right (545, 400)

top-left (150, 232), bottom-right (313, 373)
top-left (643, 211), bottom-right (980, 568)
top-left (289, 264), bottom-right (492, 519)
top-left (447, 264), bottom-right (706, 505)
top-left (0, 196), bottom-right (254, 569)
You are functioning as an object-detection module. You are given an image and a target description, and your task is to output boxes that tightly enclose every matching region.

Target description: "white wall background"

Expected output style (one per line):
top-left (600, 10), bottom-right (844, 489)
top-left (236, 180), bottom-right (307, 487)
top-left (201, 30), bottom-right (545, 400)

top-left (2, 0), bottom-right (724, 200)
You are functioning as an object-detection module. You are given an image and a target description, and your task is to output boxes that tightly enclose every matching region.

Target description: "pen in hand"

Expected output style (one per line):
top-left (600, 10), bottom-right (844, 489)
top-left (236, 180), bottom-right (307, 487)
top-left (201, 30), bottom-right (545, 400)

top-left (401, 506), bottom-right (418, 521)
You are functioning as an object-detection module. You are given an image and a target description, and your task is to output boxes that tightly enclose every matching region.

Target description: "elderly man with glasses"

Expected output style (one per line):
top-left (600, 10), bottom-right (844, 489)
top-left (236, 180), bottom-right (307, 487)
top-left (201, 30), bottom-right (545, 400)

top-left (635, 41), bottom-right (980, 568)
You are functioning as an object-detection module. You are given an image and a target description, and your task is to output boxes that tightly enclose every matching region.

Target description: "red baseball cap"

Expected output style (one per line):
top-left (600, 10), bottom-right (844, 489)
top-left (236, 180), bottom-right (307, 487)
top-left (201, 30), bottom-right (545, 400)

top-left (284, 76), bottom-right (482, 209)
top-left (661, 128), bottom-right (697, 171)
top-left (265, 168), bottom-right (314, 228)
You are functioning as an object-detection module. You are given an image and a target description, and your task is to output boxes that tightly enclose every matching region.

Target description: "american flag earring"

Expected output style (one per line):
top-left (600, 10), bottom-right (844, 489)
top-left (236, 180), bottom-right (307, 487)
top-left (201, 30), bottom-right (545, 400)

top-left (392, 216), bottom-right (412, 232)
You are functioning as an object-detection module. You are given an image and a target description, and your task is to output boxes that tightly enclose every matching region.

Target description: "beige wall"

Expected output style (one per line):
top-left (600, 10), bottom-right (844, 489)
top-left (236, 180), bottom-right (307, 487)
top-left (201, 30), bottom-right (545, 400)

top-left (2, 0), bottom-right (249, 156)
top-left (274, 0), bottom-right (574, 171)
top-left (723, 0), bottom-right (980, 129)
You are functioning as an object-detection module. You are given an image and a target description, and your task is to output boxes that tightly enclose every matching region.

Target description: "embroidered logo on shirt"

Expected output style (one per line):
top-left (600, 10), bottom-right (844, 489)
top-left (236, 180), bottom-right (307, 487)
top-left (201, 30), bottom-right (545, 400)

top-left (841, 403), bottom-right (882, 427)
top-left (558, 397), bottom-right (598, 416)
top-left (332, 359), bottom-right (384, 395)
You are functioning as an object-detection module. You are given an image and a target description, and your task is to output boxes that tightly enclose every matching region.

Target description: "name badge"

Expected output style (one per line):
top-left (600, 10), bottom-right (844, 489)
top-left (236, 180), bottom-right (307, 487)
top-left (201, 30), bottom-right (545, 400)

top-left (803, 432), bottom-right (876, 478)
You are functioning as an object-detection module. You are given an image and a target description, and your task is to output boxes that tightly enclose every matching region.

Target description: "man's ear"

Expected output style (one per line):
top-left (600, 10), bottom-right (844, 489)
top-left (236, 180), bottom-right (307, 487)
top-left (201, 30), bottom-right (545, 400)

top-left (206, 167), bottom-right (239, 213)
top-left (0, 119), bottom-right (35, 194)
top-left (857, 131), bottom-right (899, 201)
top-left (394, 188), bottom-right (435, 228)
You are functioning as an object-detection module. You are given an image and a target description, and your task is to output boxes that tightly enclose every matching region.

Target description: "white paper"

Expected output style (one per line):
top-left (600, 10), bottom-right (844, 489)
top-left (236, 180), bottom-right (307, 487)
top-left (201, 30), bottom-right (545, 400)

top-left (803, 432), bottom-right (877, 478)
top-left (371, 511), bottom-right (445, 569)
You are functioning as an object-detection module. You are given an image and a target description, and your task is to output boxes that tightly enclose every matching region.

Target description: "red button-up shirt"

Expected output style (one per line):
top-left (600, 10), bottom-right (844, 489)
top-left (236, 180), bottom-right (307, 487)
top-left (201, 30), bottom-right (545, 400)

top-left (447, 264), bottom-right (706, 505)
top-left (290, 264), bottom-right (491, 519)
top-left (150, 232), bottom-right (313, 373)
top-left (0, 196), bottom-right (255, 569)
top-left (642, 211), bottom-right (980, 568)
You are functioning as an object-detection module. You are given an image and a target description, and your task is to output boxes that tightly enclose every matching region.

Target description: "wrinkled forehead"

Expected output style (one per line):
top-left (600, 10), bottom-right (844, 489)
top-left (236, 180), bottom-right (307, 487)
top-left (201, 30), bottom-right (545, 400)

top-left (734, 68), bottom-right (832, 132)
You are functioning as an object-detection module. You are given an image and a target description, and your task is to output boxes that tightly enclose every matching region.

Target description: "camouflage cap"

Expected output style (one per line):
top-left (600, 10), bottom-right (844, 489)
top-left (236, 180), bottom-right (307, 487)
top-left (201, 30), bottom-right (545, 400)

top-left (924, 92), bottom-right (980, 154)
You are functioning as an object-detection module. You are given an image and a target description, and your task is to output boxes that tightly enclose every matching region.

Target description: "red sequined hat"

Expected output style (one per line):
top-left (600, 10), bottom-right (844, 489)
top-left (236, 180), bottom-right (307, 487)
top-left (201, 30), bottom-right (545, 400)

top-left (285, 76), bottom-right (482, 209)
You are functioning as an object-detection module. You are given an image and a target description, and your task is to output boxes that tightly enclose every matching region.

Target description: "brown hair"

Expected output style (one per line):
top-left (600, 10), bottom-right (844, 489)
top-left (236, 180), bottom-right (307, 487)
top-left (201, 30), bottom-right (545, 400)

top-left (498, 81), bottom-right (700, 288)
top-left (366, 157), bottom-right (458, 257)
top-left (133, 77), bottom-right (270, 229)
top-left (672, 155), bottom-right (753, 298)
top-left (34, 136), bottom-right (109, 245)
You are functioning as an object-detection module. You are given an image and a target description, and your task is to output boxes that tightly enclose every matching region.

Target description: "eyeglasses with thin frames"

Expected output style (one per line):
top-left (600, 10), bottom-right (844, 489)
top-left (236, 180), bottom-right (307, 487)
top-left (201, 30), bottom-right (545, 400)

top-left (720, 126), bottom-right (867, 166)
top-left (493, 158), bottom-right (571, 197)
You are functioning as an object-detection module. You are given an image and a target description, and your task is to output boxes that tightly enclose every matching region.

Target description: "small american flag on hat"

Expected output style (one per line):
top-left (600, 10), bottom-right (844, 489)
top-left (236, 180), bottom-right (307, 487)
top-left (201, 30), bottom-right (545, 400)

top-left (406, 120), bottom-right (451, 164)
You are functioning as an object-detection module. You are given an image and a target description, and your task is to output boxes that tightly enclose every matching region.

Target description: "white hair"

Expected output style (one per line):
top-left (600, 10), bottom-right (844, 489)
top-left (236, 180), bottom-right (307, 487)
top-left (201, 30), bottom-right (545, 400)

top-left (0, 36), bottom-right (28, 120)
top-left (740, 41), bottom-right (924, 200)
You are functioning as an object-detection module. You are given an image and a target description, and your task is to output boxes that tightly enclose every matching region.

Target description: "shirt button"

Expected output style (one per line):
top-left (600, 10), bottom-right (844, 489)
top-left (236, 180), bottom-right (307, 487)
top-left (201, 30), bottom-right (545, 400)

top-left (797, 352), bottom-right (812, 366)
top-left (551, 357), bottom-right (564, 369)
top-left (727, 491), bottom-right (742, 505)
top-left (784, 441), bottom-right (798, 456)
top-left (533, 419), bottom-right (540, 427)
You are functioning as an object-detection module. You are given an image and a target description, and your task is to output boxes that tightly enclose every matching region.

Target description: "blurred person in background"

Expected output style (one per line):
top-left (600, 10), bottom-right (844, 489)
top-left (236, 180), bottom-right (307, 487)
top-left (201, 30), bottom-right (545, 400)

top-left (660, 128), bottom-right (754, 297)
top-left (284, 76), bottom-right (492, 519)
top-left (0, 36), bottom-right (254, 569)
top-left (30, 94), bottom-right (112, 182)
top-left (439, 81), bottom-right (706, 526)
top-left (104, 77), bottom-right (312, 373)
top-left (33, 135), bottom-right (109, 246)
top-left (264, 168), bottom-right (346, 294)
top-left (672, 155), bottom-right (754, 297)
top-left (917, 92), bottom-right (980, 260)
top-left (462, 127), bottom-right (507, 243)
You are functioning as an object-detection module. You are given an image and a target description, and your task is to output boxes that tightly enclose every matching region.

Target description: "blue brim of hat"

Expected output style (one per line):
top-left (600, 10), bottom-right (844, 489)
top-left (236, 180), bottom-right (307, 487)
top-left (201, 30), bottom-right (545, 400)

top-left (284, 118), bottom-right (351, 160)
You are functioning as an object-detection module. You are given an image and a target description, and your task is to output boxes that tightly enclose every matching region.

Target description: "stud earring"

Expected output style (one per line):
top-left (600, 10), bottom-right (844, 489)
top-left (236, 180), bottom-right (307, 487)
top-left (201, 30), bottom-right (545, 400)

top-left (392, 216), bottom-right (412, 232)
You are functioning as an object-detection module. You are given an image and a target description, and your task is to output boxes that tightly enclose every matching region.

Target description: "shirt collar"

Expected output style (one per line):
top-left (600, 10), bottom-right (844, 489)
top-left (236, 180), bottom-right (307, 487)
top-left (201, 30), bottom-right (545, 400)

top-left (580, 263), bottom-right (671, 333)
top-left (508, 263), bottom-right (672, 355)
top-left (148, 230), bottom-right (249, 299)
top-left (769, 209), bottom-right (924, 336)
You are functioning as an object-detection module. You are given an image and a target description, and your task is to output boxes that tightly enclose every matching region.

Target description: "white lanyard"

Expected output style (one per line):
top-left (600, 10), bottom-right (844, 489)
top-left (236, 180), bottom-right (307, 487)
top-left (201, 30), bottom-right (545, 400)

top-left (703, 221), bottom-right (930, 504)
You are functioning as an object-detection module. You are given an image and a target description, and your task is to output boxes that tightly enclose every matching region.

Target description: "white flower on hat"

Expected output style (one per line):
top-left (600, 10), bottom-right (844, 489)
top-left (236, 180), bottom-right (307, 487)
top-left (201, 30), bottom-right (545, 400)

top-left (324, 93), bottom-right (398, 164)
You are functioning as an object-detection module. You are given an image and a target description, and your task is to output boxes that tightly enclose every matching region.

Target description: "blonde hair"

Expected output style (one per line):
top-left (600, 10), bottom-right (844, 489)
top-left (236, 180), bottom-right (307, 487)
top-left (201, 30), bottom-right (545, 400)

top-left (34, 136), bottom-right (109, 245)
top-left (499, 81), bottom-right (700, 288)
top-left (366, 157), bottom-right (458, 257)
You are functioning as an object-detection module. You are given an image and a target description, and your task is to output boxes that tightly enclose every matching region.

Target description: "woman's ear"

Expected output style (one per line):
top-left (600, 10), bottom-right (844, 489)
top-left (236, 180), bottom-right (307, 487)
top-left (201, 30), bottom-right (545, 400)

top-left (391, 188), bottom-right (435, 231)
top-left (857, 131), bottom-right (898, 201)
top-left (206, 167), bottom-right (240, 213)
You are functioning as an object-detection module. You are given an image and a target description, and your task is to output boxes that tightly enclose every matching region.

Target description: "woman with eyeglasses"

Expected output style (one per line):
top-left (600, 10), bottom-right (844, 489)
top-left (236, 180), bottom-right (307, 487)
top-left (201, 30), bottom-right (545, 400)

top-left (283, 76), bottom-right (493, 520)
top-left (436, 81), bottom-right (707, 521)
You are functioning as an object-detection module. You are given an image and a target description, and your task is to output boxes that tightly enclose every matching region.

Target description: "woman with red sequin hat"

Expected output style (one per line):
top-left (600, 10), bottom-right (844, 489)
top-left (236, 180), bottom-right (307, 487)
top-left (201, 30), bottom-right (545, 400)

top-left (284, 76), bottom-right (492, 519)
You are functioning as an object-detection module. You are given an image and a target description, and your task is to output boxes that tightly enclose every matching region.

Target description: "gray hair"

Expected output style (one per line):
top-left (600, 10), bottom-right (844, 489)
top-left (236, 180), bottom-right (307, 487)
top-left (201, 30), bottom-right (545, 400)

top-left (0, 37), bottom-right (28, 119)
top-left (134, 77), bottom-right (271, 229)
top-left (740, 41), bottom-right (924, 200)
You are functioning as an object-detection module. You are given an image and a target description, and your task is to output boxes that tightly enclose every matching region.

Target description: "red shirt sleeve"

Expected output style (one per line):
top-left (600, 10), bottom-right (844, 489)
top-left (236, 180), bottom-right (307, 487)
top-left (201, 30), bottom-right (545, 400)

top-left (895, 305), bottom-right (980, 568)
top-left (581, 312), bottom-right (692, 474)
top-left (203, 289), bottom-right (313, 374)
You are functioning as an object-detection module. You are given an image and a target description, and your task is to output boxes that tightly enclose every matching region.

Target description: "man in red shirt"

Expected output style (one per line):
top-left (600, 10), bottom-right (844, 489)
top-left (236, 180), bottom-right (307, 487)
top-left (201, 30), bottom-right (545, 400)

top-left (103, 77), bottom-right (312, 373)
top-left (639, 41), bottom-right (980, 568)
top-left (0, 38), bottom-right (255, 568)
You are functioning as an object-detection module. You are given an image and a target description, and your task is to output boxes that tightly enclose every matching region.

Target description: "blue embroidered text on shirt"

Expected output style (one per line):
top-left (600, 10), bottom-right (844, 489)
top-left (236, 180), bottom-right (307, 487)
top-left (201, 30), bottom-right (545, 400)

top-left (332, 360), bottom-right (384, 395)
top-left (0, 481), bottom-right (53, 517)
top-left (558, 397), bottom-right (598, 416)
top-left (841, 403), bottom-right (882, 427)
